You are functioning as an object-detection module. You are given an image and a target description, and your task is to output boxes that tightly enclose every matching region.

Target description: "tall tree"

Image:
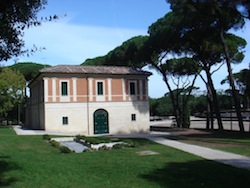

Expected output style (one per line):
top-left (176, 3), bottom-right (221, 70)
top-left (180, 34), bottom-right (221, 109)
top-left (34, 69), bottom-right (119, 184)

top-left (217, 6), bottom-right (245, 132)
top-left (146, 10), bottom-right (225, 129)
top-left (167, 0), bottom-right (247, 131)
top-left (0, 0), bottom-right (56, 61)
top-left (146, 12), bottom-right (200, 128)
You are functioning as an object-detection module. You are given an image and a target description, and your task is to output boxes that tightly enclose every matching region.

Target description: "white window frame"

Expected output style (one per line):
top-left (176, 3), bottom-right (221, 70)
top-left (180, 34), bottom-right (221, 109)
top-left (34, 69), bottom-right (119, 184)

top-left (129, 81), bottom-right (137, 95)
top-left (129, 81), bottom-right (137, 101)
top-left (60, 80), bottom-right (70, 102)
top-left (96, 80), bottom-right (105, 101)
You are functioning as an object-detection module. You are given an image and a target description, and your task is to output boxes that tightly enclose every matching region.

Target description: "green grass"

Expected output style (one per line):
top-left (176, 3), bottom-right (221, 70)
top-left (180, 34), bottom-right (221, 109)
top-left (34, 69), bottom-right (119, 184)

top-left (1, 126), bottom-right (250, 187)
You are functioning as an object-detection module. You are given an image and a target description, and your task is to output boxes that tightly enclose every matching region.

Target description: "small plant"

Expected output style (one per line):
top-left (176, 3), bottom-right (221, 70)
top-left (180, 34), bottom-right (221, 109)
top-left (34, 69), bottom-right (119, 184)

top-left (98, 145), bottom-right (111, 151)
top-left (43, 134), bottom-right (51, 141)
top-left (83, 148), bottom-right (92, 152)
top-left (76, 136), bottom-right (117, 144)
top-left (49, 140), bottom-right (60, 148)
top-left (122, 139), bottom-right (149, 148)
top-left (112, 143), bottom-right (126, 149)
top-left (59, 146), bottom-right (73, 154)
top-left (75, 135), bottom-right (84, 141)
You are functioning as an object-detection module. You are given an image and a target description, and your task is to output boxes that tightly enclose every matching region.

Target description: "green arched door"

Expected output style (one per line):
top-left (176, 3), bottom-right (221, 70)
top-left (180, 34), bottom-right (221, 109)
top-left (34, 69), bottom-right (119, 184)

top-left (94, 109), bottom-right (109, 134)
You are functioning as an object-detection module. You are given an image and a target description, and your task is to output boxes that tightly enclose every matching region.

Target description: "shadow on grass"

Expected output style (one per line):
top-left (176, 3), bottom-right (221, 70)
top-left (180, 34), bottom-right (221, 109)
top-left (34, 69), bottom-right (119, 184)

top-left (140, 160), bottom-right (250, 188)
top-left (151, 126), bottom-right (250, 139)
top-left (157, 128), bottom-right (250, 146)
top-left (0, 156), bottom-right (20, 186)
top-left (182, 129), bottom-right (250, 139)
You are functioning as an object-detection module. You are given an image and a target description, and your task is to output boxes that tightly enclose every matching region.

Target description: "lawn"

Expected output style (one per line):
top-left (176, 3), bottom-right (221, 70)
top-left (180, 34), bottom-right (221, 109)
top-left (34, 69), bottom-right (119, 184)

top-left (1, 126), bottom-right (250, 188)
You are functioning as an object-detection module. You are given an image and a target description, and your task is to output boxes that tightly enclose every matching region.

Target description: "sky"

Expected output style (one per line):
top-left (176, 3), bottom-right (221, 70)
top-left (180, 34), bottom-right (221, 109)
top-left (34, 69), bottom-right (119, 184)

top-left (3, 0), bottom-right (250, 98)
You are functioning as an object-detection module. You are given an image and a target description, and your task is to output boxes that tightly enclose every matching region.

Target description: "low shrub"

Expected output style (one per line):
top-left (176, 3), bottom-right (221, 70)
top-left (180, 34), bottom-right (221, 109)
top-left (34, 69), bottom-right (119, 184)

top-left (49, 140), bottom-right (60, 148)
top-left (112, 143), bottom-right (127, 149)
top-left (76, 136), bottom-right (121, 144)
top-left (59, 146), bottom-right (73, 154)
top-left (43, 134), bottom-right (51, 141)
top-left (122, 138), bottom-right (150, 148)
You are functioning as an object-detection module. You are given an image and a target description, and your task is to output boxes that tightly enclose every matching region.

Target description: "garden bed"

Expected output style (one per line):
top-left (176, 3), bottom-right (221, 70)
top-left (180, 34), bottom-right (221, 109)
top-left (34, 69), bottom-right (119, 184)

top-left (43, 135), bottom-right (142, 153)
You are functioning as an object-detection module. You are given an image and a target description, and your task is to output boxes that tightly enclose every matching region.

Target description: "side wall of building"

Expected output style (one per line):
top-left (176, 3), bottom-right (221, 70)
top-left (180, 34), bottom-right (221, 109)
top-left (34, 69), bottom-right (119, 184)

top-left (26, 78), bottom-right (45, 129)
top-left (44, 101), bottom-right (149, 135)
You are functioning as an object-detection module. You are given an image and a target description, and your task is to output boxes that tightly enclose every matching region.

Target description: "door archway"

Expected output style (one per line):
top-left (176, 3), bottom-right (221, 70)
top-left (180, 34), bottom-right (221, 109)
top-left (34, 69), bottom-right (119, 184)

top-left (93, 109), bottom-right (109, 134)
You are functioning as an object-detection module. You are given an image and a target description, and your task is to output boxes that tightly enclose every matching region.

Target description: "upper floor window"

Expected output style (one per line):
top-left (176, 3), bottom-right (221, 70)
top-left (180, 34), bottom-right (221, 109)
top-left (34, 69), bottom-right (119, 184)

top-left (129, 81), bottom-right (136, 95)
top-left (61, 81), bottom-right (68, 96)
top-left (97, 81), bottom-right (104, 96)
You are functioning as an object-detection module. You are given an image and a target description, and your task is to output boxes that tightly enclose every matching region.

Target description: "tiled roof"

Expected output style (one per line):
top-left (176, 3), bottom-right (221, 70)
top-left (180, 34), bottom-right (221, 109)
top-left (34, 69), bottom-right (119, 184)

top-left (40, 65), bottom-right (152, 76)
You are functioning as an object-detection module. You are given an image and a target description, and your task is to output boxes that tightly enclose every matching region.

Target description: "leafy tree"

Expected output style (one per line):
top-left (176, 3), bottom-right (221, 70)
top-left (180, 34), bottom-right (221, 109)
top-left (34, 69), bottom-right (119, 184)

top-left (0, 68), bottom-right (26, 120)
top-left (105, 36), bottom-right (148, 68)
top-left (193, 33), bottom-right (245, 130)
top-left (222, 69), bottom-right (250, 109)
top-left (150, 95), bottom-right (173, 116)
top-left (9, 62), bottom-right (50, 82)
top-left (82, 36), bottom-right (148, 68)
top-left (234, 69), bottom-right (250, 108)
top-left (83, 56), bottom-right (106, 66)
top-left (189, 94), bottom-right (207, 116)
top-left (0, 0), bottom-right (57, 61)
top-left (218, 91), bottom-right (231, 110)
top-left (145, 12), bottom-right (200, 128)
top-left (167, 0), bottom-right (247, 131)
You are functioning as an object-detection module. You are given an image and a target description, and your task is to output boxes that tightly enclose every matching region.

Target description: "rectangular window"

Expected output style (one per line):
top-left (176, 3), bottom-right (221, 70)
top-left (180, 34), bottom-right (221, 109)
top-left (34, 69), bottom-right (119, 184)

top-left (62, 117), bottom-right (68, 125)
top-left (129, 82), bottom-right (136, 95)
top-left (131, 114), bottom-right (136, 121)
top-left (97, 81), bottom-right (103, 95)
top-left (61, 82), bottom-right (68, 96)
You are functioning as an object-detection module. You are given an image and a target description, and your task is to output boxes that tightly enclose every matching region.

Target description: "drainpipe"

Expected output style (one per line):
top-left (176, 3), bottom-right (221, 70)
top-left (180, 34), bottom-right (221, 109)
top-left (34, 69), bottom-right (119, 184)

top-left (87, 75), bottom-right (90, 135)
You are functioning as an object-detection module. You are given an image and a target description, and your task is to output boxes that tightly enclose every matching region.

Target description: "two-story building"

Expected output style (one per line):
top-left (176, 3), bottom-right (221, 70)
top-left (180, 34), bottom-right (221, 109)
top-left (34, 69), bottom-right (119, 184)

top-left (25, 65), bottom-right (151, 135)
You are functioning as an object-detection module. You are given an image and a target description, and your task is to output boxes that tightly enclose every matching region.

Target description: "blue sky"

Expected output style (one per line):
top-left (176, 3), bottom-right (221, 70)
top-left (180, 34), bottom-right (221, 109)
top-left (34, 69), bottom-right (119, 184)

top-left (3, 0), bottom-right (250, 98)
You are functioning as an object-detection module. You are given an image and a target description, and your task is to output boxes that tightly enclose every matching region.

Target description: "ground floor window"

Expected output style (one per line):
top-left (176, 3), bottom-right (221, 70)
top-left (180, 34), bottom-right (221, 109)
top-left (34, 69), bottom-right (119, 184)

top-left (131, 114), bottom-right (136, 121)
top-left (62, 117), bottom-right (68, 125)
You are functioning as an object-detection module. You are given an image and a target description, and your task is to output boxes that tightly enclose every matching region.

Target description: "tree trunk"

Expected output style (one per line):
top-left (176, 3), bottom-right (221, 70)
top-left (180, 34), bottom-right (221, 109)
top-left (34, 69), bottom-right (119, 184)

top-left (153, 64), bottom-right (198, 128)
top-left (210, 100), bottom-right (214, 130)
top-left (220, 29), bottom-right (245, 132)
top-left (206, 69), bottom-right (224, 130)
top-left (206, 91), bottom-right (214, 130)
top-left (206, 94), bottom-right (210, 129)
top-left (182, 95), bottom-right (190, 128)
top-left (161, 73), bottom-right (181, 127)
